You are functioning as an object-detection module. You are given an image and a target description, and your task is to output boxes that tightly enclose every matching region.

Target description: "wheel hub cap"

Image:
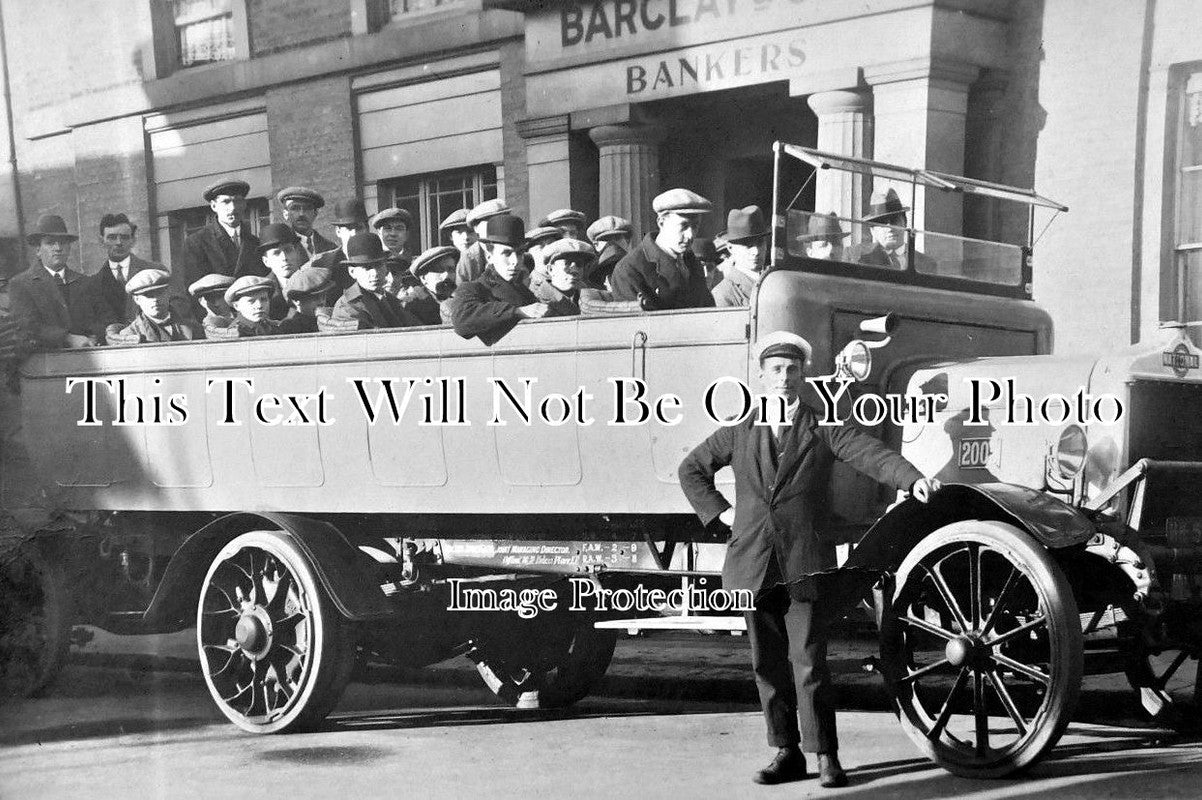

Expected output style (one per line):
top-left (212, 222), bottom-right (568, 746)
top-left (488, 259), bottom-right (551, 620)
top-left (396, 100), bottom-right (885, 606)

top-left (946, 634), bottom-right (982, 668)
top-left (235, 613), bottom-right (270, 657)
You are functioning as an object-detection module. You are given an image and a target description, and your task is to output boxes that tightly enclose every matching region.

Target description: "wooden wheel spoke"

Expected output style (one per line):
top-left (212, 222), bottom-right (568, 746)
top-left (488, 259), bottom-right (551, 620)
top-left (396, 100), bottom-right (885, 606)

top-left (898, 657), bottom-right (953, 684)
top-left (901, 613), bottom-right (957, 640)
top-left (986, 669), bottom-right (1028, 736)
top-left (973, 670), bottom-right (990, 755)
top-left (988, 614), bottom-right (1047, 647)
top-left (980, 567), bottom-right (1020, 637)
top-left (928, 667), bottom-right (970, 740)
top-left (968, 543), bottom-right (982, 629)
top-left (992, 652), bottom-right (1050, 686)
top-left (924, 563), bottom-right (969, 633)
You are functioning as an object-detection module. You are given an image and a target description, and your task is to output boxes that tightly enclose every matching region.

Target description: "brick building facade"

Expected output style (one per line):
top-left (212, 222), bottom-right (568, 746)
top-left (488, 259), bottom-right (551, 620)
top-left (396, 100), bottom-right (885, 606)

top-left (0, 0), bottom-right (1196, 354)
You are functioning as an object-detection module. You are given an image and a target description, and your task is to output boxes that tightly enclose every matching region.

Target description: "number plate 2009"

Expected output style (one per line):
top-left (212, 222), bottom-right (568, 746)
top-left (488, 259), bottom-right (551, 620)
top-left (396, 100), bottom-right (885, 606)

top-left (958, 438), bottom-right (995, 470)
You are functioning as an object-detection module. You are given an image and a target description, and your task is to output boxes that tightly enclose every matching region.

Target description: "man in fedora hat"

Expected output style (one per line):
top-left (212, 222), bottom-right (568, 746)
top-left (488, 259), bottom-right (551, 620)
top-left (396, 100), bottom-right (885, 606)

top-left (679, 331), bottom-right (941, 789)
top-left (401, 246), bottom-right (458, 326)
top-left (457, 198), bottom-right (511, 284)
top-left (328, 233), bottom-right (423, 331)
top-left (451, 214), bottom-right (550, 346)
top-left (276, 186), bottom-right (335, 259)
top-left (440, 208), bottom-right (477, 255)
top-left (611, 188), bottom-right (716, 310)
top-left (91, 212), bottom-right (164, 327)
top-left (309, 198), bottom-right (369, 290)
top-left (585, 215), bottom-right (632, 290)
top-left (796, 213), bottom-right (851, 261)
top-left (712, 206), bottom-right (770, 308)
top-left (180, 178), bottom-right (265, 298)
top-left (846, 189), bottom-right (936, 271)
top-left (9, 214), bottom-right (108, 349)
top-left (106, 269), bottom-right (201, 345)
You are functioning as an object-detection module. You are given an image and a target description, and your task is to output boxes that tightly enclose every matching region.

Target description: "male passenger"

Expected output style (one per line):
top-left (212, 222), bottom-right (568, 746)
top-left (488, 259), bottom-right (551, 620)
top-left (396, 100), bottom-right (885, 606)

top-left (585, 215), bottom-right (632, 290)
top-left (92, 213), bottom-right (162, 326)
top-left (9, 214), bottom-right (106, 349)
top-left (180, 178), bottom-right (264, 290)
top-left (532, 238), bottom-right (595, 316)
top-left (712, 206), bottom-right (770, 308)
top-left (276, 186), bottom-right (335, 259)
top-left (524, 225), bottom-right (565, 297)
top-left (224, 275), bottom-right (280, 337)
top-left (371, 208), bottom-right (414, 268)
top-left (678, 331), bottom-right (941, 789)
top-left (327, 233), bottom-right (423, 331)
top-left (796, 213), bottom-right (851, 261)
top-left (845, 189), bottom-right (936, 271)
top-left (451, 214), bottom-right (549, 346)
top-left (106, 269), bottom-right (201, 344)
top-left (188, 274), bottom-right (235, 335)
top-left (456, 198), bottom-right (511, 284)
top-left (278, 267), bottom-right (337, 335)
top-left (539, 208), bottom-right (587, 240)
top-left (255, 223), bottom-right (305, 320)
top-left (439, 208), bottom-right (477, 254)
top-left (309, 198), bottom-right (368, 290)
top-left (610, 188), bottom-right (715, 310)
top-left (402, 246), bottom-right (458, 326)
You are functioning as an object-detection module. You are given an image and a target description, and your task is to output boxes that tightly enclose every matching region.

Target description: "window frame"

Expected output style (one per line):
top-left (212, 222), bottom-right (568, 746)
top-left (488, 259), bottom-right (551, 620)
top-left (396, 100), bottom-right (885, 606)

top-left (154, 0), bottom-right (251, 75)
top-left (377, 164), bottom-right (499, 252)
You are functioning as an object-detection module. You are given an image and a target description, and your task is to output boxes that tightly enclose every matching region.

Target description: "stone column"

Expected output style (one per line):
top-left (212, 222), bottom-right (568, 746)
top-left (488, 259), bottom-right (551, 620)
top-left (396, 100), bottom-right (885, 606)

top-left (964, 70), bottom-right (1009, 242)
top-left (589, 124), bottom-right (663, 242)
top-left (865, 59), bottom-right (979, 235)
top-left (806, 90), bottom-right (873, 220)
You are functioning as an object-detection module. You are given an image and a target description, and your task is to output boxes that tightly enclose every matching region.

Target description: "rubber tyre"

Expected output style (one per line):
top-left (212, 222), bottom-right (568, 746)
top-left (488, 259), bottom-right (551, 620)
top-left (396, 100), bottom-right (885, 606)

top-left (197, 530), bottom-right (355, 733)
top-left (0, 545), bottom-right (71, 699)
top-left (879, 520), bottom-right (1083, 778)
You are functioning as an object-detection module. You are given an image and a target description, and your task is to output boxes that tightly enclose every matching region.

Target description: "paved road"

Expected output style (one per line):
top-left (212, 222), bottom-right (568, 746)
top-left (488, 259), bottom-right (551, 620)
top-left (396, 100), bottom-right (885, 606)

top-left (2, 632), bottom-right (1201, 799)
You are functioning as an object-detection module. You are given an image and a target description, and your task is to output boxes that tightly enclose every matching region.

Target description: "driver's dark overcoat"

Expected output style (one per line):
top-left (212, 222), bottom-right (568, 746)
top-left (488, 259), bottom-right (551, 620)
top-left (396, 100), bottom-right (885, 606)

top-left (678, 403), bottom-right (923, 598)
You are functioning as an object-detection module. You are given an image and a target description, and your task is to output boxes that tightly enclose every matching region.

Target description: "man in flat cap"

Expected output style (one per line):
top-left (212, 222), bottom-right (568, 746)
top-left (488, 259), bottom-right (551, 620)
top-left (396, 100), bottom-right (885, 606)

top-left (277, 267), bottom-right (337, 335)
top-left (539, 208), bottom-right (587, 241)
top-left (189, 274), bottom-right (235, 335)
top-left (457, 198), bottom-right (511, 284)
top-left (9, 214), bottom-right (107, 349)
top-left (401, 246), bottom-right (458, 326)
top-left (846, 189), bottom-right (936, 271)
top-left (277, 186), bottom-right (335, 260)
top-left (91, 212), bottom-right (164, 327)
top-left (451, 214), bottom-right (550, 346)
top-left (524, 225), bottom-right (566, 299)
top-left (532, 238), bottom-right (595, 316)
top-left (327, 233), bottom-right (423, 331)
top-left (796, 213), bottom-right (851, 262)
top-left (371, 207), bottom-right (414, 268)
top-left (679, 331), bottom-right (941, 790)
top-left (309, 198), bottom-right (369, 290)
top-left (225, 275), bottom-right (280, 337)
top-left (106, 269), bottom-right (201, 344)
top-left (586, 215), bottom-right (632, 291)
top-left (180, 178), bottom-right (265, 296)
top-left (712, 206), bottom-right (770, 308)
top-left (439, 208), bottom-right (477, 255)
top-left (256, 223), bottom-right (305, 320)
top-left (610, 188), bottom-right (716, 310)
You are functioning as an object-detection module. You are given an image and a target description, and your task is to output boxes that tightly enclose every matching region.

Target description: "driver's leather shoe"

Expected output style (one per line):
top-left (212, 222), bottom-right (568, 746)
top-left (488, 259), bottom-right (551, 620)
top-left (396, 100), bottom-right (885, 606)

top-left (752, 746), bottom-right (807, 784)
top-left (817, 753), bottom-right (848, 788)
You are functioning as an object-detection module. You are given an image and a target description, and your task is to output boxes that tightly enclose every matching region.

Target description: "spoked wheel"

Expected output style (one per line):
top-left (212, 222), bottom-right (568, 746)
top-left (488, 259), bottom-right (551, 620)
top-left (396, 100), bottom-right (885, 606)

top-left (0, 544), bottom-right (71, 700)
top-left (1126, 601), bottom-right (1202, 728)
top-left (474, 620), bottom-right (618, 710)
top-left (197, 531), bottom-right (355, 733)
top-left (879, 520), bottom-right (1083, 778)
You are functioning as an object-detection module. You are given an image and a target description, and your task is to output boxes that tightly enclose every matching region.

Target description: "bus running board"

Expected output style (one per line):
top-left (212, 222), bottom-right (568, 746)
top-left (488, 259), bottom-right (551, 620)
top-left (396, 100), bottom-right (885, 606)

top-left (595, 615), bottom-right (746, 633)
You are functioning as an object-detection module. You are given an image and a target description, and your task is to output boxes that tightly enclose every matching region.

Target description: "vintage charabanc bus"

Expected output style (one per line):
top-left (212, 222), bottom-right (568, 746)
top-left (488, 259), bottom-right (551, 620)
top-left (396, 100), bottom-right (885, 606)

top-left (5, 143), bottom-right (1199, 778)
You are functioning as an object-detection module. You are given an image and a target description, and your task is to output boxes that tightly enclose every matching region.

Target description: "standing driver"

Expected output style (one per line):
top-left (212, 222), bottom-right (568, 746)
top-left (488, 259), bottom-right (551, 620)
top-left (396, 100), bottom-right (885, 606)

top-left (678, 331), bottom-right (941, 789)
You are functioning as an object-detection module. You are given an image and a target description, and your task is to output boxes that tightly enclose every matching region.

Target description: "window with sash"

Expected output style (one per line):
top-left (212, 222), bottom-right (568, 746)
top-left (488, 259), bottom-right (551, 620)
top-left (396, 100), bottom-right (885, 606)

top-left (1175, 71), bottom-right (1202, 324)
top-left (169, 0), bottom-right (241, 68)
top-left (377, 166), bottom-right (499, 252)
top-left (388, 0), bottom-right (466, 21)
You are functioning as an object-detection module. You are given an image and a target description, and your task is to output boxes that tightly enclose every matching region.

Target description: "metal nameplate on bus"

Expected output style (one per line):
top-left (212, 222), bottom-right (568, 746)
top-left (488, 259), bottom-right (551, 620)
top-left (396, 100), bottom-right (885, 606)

top-left (1163, 344), bottom-right (1200, 377)
top-left (957, 437), bottom-right (995, 470)
top-left (439, 540), bottom-right (660, 572)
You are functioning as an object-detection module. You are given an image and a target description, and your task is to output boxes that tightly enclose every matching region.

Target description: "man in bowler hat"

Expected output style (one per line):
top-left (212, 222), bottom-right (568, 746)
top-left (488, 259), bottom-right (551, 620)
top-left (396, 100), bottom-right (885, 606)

top-left (678, 331), bottom-right (941, 788)
top-left (309, 198), bottom-right (369, 290)
top-left (327, 233), bottom-right (423, 331)
top-left (9, 214), bottom-right (108, 348)
top-left (450, 214), bottom-right (551, 346)
top-left (712, 206), bottom-right (770, 308)
top-left (610, 188), bottom-right (716, 310)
